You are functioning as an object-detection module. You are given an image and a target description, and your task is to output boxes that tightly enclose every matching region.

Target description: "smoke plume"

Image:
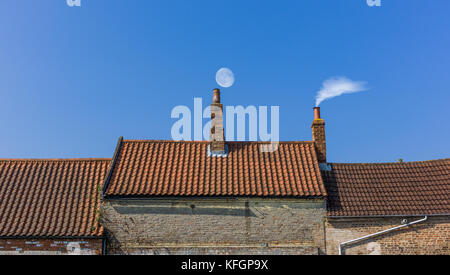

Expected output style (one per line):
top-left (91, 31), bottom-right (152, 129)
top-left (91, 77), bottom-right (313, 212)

top-left (315, 77), bottom-right (368, 106)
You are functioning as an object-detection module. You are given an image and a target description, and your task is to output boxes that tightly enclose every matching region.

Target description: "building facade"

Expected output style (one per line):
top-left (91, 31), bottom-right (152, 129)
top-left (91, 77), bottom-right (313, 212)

top-left (102, 197), bottom-right (326, 255)
top-left (0, 159), bottom-right (108, 255)
top-left (100, 139), bottom-right (328, 255)
top-left (0, 89), bottom-right (448, 255)
top-left (323, 160), bottom-right (450, 255)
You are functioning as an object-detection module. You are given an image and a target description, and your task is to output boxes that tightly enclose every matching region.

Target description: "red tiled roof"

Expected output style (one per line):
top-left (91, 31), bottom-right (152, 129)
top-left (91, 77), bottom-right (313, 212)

top-left (103, 140), bottom-right (327, 198)
top-left (0, 158), bottom-right (110, 237)
top-left (323, 159), bottom-right (450, 217)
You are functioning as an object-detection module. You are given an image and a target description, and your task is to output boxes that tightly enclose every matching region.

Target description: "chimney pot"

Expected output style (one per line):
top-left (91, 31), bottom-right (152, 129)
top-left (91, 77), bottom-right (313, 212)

top-left (213, 88), bottom-right (221, 104)
top-left (313, 107), bottom-right (321, 120)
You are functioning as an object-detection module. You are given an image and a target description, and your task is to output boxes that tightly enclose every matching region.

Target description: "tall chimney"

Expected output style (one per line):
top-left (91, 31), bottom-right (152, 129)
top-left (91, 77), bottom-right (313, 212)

top-left (210, 88), bottom-right (225, 152)
top-left (311, 107), bottom-right (326, 163)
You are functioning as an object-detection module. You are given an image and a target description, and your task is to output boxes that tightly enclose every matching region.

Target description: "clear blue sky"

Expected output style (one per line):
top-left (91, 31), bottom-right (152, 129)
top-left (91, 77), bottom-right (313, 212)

top-left (0, 0), bottom-right (449, 163)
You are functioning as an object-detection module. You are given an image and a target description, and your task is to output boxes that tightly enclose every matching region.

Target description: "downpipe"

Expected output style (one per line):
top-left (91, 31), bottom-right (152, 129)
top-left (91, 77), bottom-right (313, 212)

top-left (338, 216), bottom-right (428, 255)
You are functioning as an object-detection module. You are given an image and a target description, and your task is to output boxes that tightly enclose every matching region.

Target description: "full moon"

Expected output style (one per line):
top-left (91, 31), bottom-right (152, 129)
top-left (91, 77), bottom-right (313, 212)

top-left (215, 68), bottom-right (235, 88)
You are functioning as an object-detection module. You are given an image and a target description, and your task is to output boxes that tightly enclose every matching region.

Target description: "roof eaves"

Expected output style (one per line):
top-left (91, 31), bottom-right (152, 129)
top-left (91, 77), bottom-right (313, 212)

top-left (0, 235), bottom-right (105, 239)
top-left (326, 213), bottom-right (450, 219)
top-left (103, 194), bottom-right (327, 200)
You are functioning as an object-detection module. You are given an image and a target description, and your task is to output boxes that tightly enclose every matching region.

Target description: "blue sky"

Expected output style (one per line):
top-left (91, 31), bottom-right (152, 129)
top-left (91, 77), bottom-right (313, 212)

top-left (0, 0), bottom-right (449, 163)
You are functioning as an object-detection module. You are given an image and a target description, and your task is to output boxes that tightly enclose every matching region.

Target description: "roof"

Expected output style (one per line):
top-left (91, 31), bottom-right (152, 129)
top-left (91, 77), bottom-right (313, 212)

top-left (323, 159), bottom-right (450, 217)
top-left (103, 139), bottom-right (327, 198)
top-left (0, 158), bottom-right (110, 238)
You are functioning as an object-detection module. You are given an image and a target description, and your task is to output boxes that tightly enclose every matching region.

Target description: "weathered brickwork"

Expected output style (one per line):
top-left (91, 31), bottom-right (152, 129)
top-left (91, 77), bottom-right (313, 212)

top-left (113, 246), bottom-right (319, 255)
top-left (101, 198), bottom-right (326, 255)
top-left (0, 238), bottom-right (103, 255)
top-left (311, 119), bottom-right (326, 163)
top-left (325, 216), bottom-right (450, 255)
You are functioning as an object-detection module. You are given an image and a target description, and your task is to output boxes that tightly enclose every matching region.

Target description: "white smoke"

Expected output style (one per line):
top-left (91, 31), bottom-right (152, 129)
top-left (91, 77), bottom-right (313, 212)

top-left (315, 77), bottom-right (368, 106)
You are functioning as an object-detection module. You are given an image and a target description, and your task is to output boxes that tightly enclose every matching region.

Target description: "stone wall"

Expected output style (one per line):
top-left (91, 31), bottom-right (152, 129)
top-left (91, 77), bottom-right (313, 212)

top-left (325, 216), bottom-right (450, 255)
top-left (101, 198), bottom-right (326, 255)
top-left (0, 238), bottom-right (103, 255)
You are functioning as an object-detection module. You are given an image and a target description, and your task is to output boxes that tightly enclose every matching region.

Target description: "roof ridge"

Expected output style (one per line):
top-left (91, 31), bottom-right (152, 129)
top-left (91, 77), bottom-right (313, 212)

top-left (328, 158), bottom-right (450, 166)
top-left (123, 139), bottom-right (314, 144)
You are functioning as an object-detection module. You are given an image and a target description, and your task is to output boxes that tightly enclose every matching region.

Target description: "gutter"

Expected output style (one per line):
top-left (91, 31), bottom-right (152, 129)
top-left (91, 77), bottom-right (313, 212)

top-left (338, 216), bottom-right (428, 255)
top-left (0, 236), bottom-right (103, 240)
top-left (103, 195), bottom-right (326, 201)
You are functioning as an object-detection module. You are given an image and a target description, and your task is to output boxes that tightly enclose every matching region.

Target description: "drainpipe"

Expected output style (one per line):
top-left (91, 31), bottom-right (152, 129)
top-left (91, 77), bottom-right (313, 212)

top-left (102, 238), bottom-right (107, 255)
top-left (338, 216), bottom-right (428, 255)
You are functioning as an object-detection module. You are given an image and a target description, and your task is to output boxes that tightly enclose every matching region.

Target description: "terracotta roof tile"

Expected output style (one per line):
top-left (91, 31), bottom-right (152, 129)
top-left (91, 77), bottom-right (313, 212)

top-left (0, 158), bottom-right (110, 237)
top-left (103, 140), bottom-right (327, 198)
top-left (323, 159), bottom-right (450, 217)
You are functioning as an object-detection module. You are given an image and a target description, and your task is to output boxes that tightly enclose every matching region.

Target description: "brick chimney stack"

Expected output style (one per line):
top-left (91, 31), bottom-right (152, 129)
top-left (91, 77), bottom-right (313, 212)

top-left (210, 88), bottom-right (225, 152)
top-left (311, 107), bottom-right (326, 163)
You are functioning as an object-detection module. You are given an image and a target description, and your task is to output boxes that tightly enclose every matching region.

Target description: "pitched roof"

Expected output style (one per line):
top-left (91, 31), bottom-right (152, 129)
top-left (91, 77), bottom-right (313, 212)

top-left (0, 158), bottom-right (110, 237)
top-left (103, 139), bottom-right (327, 198)
top-left (323, 159), bottom-right (450, 217)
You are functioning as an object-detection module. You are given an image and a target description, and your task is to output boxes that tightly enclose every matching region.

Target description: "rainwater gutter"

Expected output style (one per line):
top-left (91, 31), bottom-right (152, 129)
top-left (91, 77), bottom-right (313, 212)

top-left (338, 216), bottom-right (428, 255)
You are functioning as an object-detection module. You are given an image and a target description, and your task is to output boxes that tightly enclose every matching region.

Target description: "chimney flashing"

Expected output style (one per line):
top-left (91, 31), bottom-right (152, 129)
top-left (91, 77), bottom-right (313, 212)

top-left (319, 163), bottom-right (332, 171)
top-left (207, 144), bottom-right (229, 157)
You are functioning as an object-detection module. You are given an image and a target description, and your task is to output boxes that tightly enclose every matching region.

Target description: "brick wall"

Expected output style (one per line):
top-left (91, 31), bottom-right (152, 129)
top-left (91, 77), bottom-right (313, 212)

top-left (115, 246), bottom-right (319, 255)
top-left (311, 119), bottom-right (326, 163)
top-left (101, 198), bottom-right (326, 255)
top-left (325, 216), bottom-right (450, 255)
top-left (0, 238), bottom-right (103, 255)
